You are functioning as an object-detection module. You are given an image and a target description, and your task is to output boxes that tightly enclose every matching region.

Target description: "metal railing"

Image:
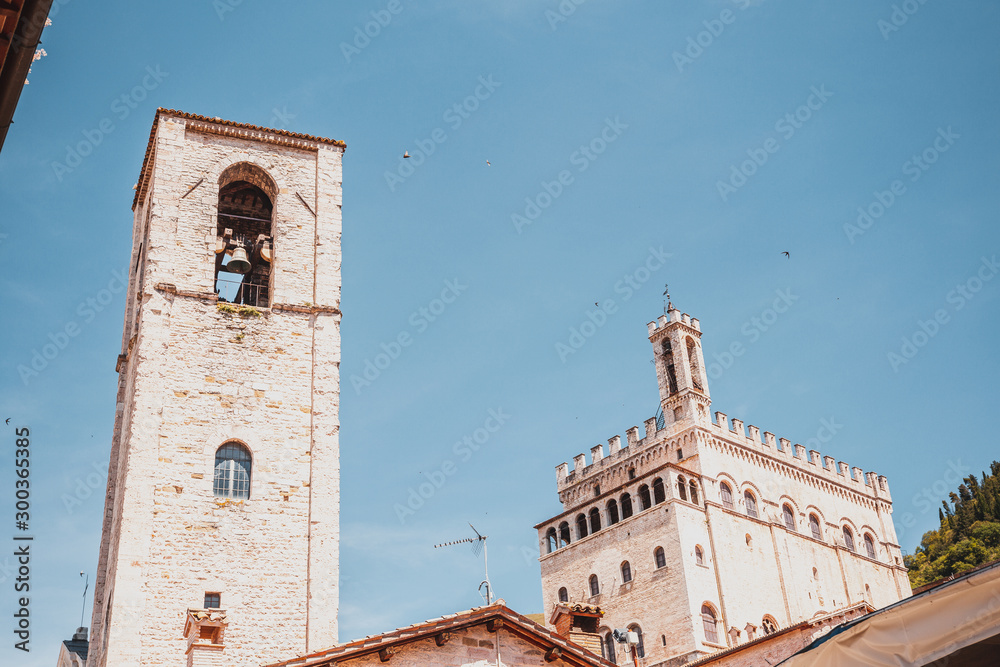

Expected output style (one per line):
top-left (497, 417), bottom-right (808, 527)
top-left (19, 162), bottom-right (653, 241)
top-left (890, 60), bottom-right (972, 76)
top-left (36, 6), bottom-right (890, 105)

top-left (215, 275), bottom-right (269, 308)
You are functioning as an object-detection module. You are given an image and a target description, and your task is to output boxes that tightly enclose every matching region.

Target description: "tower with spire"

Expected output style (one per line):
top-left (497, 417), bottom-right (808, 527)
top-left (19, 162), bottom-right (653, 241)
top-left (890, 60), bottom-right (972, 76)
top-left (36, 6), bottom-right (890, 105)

top-left (535, 301), bottom-right (909, 665)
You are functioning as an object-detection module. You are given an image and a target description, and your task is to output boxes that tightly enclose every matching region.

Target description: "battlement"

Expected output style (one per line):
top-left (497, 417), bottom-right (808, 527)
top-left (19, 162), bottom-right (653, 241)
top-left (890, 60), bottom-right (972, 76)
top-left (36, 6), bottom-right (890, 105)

top-left (646, 308), bottom-right (701, 336)
top-left (707, 410), bottom-right (890, 500)
top-left (554, 408), bottom-right (891, 505)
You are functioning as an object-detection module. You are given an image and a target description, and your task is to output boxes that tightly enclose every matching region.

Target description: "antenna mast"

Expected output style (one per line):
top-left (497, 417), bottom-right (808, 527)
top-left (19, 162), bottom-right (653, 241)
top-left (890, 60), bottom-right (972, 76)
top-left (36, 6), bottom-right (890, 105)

top-left (80, 571), bottom-right (89, 628)
top-left (433, 523), bottom-right (493, 605)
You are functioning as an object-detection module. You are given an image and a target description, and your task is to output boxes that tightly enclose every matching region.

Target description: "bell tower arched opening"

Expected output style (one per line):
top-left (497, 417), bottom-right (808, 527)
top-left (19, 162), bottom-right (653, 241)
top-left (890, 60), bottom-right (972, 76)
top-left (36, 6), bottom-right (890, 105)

top-left (214, 163), bottom-right (276, 307)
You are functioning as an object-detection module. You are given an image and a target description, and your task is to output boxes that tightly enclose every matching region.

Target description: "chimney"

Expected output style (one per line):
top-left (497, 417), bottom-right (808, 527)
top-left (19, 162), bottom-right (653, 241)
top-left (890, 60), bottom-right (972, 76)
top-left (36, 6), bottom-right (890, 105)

top-left (550, 603), bottom-right (603, 657)
top-left (184, 608), bottom-right (228, 667)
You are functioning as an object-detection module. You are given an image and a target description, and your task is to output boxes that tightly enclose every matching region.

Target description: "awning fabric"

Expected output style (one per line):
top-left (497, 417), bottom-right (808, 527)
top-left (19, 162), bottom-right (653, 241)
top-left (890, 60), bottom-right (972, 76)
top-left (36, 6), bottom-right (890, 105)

top-left (778, 561), bottom-right (1000, 667)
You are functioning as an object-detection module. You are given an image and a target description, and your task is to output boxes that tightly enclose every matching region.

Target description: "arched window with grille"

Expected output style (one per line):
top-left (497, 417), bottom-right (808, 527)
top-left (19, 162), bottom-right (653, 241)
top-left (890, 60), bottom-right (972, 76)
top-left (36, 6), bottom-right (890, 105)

top-left (864, 533), bottom-right (877, 560)
top-left (744, 490), bottom-right (758, 519)
top-left (621, 493), bottom-right (633, 519)
top-left (639, 484), bottom-right (651, 510)
top-left (677, 475), bottom-right (688, 501)
top-left (545, 528), bottom-right (557, 553)
top-left (652, 478), bottom-right (666, 504)
top-left (720, 482), bottom-right (734, 509)
top-left (558, 522), bottom-right (572, 547)
top-left (701, 604), bottom-right (718, 643)
top-left (762, 616), bottom-right (778, 635)
top-left (843, 526), bottom-right (855, 552)
top-left (782, 504), bottom-right (796, 532)
top-left (654, 546), bottom-right (666, 569)
top-left (621, 561), bottom-right (632, 583)
top-left (607, 499), bottom-right (620, 525)
top-left (810, 513), bottom-right (822, 540)
top-left (589, 574), bottom-right (600, 597)
top-left (214, 442), bottom-right (252, 499)
top-left (589, 508), bottom-right (602, 533)
top-left (689, 480), bottom-right (699, 505)
top-left (695, 545), bottom-right (704, 565)
top-left (576, 513), bottom-right (588, 540)
top-left (558, 587), bottom-right (568, 602)
top-left (628, 624), bottom-right (645, 658)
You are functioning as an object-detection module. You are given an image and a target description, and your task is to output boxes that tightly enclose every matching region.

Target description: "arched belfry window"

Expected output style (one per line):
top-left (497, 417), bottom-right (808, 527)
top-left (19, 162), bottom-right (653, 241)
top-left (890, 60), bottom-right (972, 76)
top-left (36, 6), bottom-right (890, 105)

top-left (576, 513), bottom-right (589, 539)
top-left (677, 475), bottom-right (688, 501)
top-left (652, 478), bottom-right (666, 504)
top-left (589, 508), bottom-right (602, 533)
top-left (214, 164), bottom-right (276, 307)
top-left (639, 484), bottom-right (651, 510)
top-left (607, 499), bottom-right (620, 525)
top-left (687, 337), bottom-right (704, 391)
top-left (621, 493), bottom-right (633, 519)
top-left (558, 522), bottom-right (572, 547)
top-left (214, 442), bottom-right (252, 499)
top-left (546, 528), bottom-right (557, 553)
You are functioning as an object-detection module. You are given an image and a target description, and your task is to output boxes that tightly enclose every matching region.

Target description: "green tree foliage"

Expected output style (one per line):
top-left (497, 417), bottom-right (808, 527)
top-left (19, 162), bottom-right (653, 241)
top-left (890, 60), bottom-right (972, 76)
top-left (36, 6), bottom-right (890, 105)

top-left (904, 461), bottom-right (1000, 588)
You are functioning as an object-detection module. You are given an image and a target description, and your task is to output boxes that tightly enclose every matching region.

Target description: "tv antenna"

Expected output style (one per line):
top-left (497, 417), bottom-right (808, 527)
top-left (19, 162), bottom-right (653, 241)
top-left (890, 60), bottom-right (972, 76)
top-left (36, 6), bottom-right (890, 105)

top-left (80, 571), bottom-right (89, 628)
top-left (434, 523), bottom-right (493, 605)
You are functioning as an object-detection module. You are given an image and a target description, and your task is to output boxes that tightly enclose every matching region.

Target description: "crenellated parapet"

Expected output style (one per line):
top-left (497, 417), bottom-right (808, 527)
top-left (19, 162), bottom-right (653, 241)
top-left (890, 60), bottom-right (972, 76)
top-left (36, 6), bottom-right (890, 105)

top-left (553, 406), bottom-right (892, 511)
top-left (704, 409), bottom-right (892, 504)
top-left (646, 309), bottom-right (701, 335)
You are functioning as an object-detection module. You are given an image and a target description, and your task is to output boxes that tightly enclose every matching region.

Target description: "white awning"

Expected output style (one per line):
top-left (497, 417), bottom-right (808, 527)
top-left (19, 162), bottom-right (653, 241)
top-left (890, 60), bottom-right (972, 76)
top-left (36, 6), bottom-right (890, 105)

top-left (778, 560), bottom-right (1000, 667)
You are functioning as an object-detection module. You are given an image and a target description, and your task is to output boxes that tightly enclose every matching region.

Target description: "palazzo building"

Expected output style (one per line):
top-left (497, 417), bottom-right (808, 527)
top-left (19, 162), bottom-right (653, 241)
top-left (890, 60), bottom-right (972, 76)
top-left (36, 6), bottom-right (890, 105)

top-left (536, 305), bottom-right (910, 665)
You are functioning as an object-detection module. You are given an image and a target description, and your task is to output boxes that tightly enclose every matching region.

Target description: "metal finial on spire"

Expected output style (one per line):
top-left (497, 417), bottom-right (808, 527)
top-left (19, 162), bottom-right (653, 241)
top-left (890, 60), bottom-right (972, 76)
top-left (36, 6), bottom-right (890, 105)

top-left (663, 283), bottom-right (672, 314)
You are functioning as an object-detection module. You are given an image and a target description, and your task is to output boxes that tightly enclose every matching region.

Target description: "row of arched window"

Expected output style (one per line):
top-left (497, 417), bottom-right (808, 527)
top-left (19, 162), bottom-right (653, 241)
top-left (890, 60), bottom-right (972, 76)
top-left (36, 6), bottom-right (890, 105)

top-left (545, 474), bottom-right (703, 553)
top-left (719, 481), bottom-right (879, 560)
top-left (556, 546), bottom-right (669, 606)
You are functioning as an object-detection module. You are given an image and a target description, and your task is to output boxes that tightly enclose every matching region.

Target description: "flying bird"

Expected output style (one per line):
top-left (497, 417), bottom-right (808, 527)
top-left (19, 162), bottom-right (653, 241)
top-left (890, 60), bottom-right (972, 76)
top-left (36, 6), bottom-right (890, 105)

top-left (403, 151), bottom-right (410, 158)
top-left (4, 418), bottom-right (9, 425)
top-left (486, 160), bottom-right (491, 166)
top-left (781, 251), bottom-right (790, 258)
top-left (595, 302), bottom-right (599, 307)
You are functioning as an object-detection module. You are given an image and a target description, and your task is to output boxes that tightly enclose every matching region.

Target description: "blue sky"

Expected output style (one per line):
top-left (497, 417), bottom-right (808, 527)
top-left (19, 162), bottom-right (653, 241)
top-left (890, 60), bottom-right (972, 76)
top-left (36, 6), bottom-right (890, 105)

top-left (1, 1), bottom-right (999, 664)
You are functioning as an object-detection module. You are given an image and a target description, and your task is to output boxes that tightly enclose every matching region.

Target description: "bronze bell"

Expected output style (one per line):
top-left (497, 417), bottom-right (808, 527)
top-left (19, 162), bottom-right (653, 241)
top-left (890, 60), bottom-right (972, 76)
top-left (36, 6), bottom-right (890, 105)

top-left (227, 247), bottom-right (252, 274)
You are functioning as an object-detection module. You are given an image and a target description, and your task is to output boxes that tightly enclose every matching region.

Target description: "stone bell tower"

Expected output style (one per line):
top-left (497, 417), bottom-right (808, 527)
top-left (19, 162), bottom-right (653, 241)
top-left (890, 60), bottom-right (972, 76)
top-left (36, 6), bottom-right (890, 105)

top-left (651, 304), bottom-right (711, 428)
top-left (89, 109), bottom-right (344, 667)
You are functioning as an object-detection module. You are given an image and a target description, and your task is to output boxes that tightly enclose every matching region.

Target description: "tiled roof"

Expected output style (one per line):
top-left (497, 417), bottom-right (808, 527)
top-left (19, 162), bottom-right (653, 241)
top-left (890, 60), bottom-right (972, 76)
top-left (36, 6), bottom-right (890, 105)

top-left (131, 108), bottom-right (345, 209)
top-left (264, 603), bottom-right (614, 667)
top-left (683, 602), bottom-right (874, 667)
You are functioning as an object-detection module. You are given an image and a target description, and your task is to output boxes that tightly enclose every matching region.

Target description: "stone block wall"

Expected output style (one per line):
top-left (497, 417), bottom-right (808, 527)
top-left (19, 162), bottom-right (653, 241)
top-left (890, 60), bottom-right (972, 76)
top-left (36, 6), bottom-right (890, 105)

top-left (90, 111), bottom-right (343, 667)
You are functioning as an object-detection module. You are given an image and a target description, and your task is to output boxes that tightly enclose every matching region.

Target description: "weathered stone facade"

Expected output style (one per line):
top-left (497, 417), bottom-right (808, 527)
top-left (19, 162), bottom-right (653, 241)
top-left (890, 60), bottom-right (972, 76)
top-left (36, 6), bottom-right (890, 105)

top-left (536, 306), bottom-right (910, 665)
top-left (89, 110), bottom-right (344, 667)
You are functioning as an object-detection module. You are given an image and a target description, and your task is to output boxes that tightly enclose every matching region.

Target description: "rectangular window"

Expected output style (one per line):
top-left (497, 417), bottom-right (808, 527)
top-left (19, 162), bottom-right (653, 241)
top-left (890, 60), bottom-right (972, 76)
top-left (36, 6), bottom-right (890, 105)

top-left (204, 592), bottom-right (221, 609)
